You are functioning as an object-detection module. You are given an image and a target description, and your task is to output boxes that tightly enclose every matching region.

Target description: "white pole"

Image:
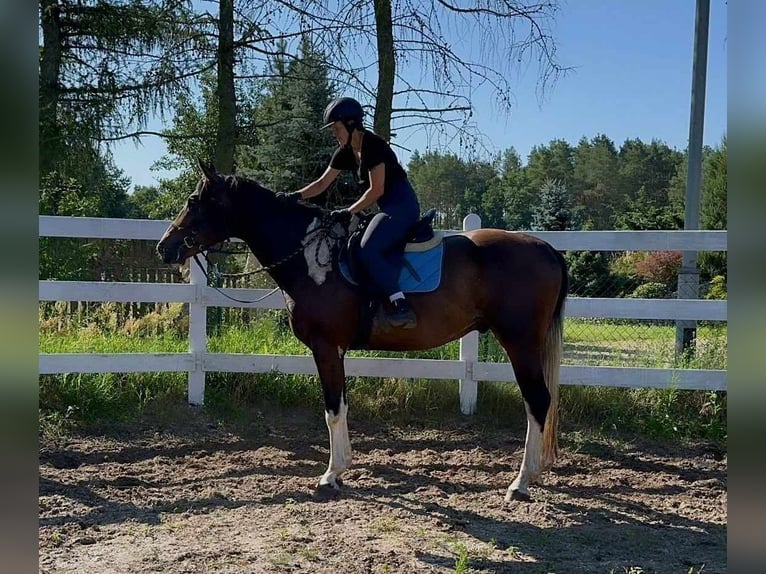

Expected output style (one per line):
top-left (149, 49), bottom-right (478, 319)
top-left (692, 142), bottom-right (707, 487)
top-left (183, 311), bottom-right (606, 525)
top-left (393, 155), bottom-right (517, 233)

top-left (188, 259), bottom-right (207, 405)
top-left (459, 213), bottom-right (481, 415)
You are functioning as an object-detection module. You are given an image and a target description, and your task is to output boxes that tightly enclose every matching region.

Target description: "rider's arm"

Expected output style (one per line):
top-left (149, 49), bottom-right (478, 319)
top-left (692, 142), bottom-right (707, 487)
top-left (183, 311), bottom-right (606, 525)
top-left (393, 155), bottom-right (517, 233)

top-left (348, 163), bottom-right (384, 214)
top-left (295, 165), bottom-right (340, 199)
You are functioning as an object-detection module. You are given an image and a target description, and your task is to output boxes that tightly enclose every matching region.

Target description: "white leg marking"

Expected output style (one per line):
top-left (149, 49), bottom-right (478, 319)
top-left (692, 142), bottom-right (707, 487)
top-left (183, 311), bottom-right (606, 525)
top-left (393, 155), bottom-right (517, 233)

top-left (506, 400), bottom-right (542, 501)
top-left (319, 395), bottom-right (352, 488)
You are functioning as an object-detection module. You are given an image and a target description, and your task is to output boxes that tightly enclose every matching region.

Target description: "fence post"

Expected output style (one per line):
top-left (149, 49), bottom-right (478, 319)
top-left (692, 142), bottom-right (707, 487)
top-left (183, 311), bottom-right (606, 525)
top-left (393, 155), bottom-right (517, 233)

top-left (459, 213), bottom-right (481, 415)
top-left (188, 258), bottom-right (207, 405)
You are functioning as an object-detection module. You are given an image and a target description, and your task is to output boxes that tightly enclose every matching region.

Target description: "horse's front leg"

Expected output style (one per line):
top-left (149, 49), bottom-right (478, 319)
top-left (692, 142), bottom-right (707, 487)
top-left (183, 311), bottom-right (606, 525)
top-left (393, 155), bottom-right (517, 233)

top-left (312, 342), bottom-right (352, 493)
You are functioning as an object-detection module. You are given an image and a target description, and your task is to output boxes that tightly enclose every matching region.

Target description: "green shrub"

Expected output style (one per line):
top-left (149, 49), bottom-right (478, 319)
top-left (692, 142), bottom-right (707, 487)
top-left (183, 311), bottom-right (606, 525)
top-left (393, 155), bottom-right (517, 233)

top-left (630, 282), bottom-right (670, 299)
top-left (705, 275), bottom-right (727, 300)
top-left (565, 251), bottom-right (616, 297)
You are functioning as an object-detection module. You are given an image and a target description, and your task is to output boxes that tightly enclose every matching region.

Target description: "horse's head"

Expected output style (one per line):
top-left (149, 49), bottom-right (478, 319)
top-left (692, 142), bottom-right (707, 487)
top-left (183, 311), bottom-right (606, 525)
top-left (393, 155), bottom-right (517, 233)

top-left (156, 160), bottom-right (234, 264)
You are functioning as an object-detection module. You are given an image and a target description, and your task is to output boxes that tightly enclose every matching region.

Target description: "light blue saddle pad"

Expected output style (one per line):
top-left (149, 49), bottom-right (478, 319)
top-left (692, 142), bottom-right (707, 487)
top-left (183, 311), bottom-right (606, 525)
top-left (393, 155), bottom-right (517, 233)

top-left (339, 242), bottom-right (444, 293)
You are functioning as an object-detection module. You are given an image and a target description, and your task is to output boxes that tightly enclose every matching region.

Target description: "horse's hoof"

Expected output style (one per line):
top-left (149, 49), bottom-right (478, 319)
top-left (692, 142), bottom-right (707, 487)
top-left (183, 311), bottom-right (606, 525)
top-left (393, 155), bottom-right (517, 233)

top-left (314, 481), bottom-right (341, 500)
top-left (505, 489), bottom-right (532, 503)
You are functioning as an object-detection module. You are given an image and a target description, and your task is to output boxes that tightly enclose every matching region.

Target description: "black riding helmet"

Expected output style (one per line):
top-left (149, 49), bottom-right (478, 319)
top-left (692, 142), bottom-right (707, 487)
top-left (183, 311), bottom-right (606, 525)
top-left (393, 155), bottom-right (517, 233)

top-left (322, 97), bottom-right (364, 134)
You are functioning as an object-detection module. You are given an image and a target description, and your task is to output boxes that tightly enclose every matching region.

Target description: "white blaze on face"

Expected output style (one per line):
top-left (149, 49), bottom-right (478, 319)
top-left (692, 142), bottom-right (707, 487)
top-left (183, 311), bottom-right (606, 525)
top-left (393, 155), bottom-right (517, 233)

top-left (303, 218), bottom-right (333, 285)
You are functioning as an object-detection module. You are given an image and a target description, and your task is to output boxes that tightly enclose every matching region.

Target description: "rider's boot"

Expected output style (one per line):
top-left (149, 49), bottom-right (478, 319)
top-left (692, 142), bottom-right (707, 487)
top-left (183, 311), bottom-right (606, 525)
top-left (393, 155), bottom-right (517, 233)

top-left (387, 298), bottom-right (417, 329)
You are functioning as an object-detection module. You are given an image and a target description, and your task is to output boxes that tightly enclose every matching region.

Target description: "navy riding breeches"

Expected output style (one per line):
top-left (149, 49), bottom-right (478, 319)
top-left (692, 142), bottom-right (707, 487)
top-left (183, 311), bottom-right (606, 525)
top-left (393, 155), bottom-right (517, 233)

top-left (358, 181), bottom-right (420, 296)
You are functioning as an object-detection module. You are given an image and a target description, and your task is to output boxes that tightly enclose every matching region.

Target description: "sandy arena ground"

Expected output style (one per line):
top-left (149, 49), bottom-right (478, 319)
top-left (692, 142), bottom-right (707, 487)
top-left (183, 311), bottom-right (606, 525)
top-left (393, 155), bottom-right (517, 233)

top-left (40, 406), bottom-right (726, 573)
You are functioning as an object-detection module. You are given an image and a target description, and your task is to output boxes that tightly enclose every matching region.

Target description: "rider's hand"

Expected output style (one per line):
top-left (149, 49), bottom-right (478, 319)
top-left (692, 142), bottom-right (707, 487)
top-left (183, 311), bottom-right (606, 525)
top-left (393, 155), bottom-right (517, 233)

top-left (275, 191), bottom-right (301, 204)
top-left (330, 208), bottom-right (352, 224)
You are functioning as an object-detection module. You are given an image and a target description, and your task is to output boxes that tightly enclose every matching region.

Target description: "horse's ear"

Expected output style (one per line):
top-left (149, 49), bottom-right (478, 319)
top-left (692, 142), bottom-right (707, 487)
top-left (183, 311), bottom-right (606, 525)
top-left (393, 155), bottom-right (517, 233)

top-left (197, 159), bottom-right (220, 183)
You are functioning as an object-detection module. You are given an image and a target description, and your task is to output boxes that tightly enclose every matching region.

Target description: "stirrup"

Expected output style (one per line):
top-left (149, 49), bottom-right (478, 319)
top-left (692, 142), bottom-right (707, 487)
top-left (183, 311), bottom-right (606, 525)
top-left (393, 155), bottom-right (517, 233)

top-left (387, 303), bottom-right (417, 329)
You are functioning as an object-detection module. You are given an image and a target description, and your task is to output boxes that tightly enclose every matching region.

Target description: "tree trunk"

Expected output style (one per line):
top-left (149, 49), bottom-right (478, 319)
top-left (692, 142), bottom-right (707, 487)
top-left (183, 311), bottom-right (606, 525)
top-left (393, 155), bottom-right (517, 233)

top-left (39, 0), bottom-right (63, 178)
top-left (215, 0), bottom-right (236, 173)
top-left (372, 0), bottom-right (394, 141)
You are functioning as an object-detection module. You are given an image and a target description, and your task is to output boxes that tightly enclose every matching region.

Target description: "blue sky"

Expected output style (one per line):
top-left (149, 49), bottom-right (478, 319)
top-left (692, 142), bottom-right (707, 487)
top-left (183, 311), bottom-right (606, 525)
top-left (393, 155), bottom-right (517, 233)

top-left (111, 0), bottom-right (727, 189)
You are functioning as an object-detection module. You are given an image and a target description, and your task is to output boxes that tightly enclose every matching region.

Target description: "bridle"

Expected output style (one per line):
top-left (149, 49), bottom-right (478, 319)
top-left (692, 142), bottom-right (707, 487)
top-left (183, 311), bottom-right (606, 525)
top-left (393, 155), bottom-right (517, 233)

top-left (168, 222), bottom-right (205, 250)
top-left (174, 212), bottom-right (344, 304)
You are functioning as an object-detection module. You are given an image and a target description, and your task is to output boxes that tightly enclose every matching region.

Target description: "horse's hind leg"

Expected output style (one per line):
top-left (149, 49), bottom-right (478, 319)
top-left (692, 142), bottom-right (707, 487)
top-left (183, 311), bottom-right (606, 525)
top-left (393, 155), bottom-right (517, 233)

top-left (496, 339), bottom-right (551, 502)
top-left (312, 342), bottom-right (353, 493)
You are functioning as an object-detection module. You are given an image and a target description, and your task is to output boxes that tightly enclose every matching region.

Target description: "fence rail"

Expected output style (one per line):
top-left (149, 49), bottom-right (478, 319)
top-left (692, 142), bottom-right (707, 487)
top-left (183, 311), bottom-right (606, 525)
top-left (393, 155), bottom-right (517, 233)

top-left (39, 215), bottom-right (728, 411)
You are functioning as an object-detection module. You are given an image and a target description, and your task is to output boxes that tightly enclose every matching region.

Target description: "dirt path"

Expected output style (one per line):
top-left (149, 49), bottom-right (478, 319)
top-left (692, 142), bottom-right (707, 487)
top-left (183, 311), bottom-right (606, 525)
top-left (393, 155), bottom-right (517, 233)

top-left (39, 406), bottom-right (726, 574)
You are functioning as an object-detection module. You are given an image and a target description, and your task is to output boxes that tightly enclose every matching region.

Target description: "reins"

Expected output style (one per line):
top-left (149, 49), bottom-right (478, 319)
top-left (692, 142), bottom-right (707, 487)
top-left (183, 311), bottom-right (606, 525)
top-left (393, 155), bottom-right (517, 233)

top-left (192, 213), bottom-right (343, 305)
top-left (191, 256), bottom-right (281, 304)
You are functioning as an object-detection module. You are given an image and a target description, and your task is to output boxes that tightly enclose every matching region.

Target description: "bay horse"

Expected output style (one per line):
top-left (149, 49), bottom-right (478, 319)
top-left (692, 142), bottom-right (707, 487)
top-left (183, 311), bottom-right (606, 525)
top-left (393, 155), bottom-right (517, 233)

top-left (157, 161), bottom-right (568, 502)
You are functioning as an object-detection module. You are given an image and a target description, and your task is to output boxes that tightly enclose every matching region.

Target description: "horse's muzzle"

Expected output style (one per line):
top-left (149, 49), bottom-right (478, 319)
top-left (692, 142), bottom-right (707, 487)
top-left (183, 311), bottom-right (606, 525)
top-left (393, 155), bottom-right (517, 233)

top-left (156, 240), bottom-right (179, 264)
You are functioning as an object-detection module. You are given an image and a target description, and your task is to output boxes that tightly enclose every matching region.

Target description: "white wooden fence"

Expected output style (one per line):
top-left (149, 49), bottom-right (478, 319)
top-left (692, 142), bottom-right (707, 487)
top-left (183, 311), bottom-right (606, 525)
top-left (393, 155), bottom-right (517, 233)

top-left (39, 215), bottom-right (727, 413)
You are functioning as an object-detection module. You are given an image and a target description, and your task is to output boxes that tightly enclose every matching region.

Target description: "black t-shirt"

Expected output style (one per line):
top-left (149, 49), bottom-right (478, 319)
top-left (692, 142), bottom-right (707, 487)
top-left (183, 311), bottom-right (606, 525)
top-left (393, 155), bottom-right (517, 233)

top-left (330, 131), bottom-right (414, 211)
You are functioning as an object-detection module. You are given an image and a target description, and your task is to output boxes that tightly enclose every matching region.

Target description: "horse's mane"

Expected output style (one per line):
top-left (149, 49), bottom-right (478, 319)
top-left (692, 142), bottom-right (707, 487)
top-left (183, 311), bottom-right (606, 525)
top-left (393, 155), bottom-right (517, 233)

top-left (227, 174), bottom-right (326, 218)
top-left (227, 173), bottom-right (266, 190)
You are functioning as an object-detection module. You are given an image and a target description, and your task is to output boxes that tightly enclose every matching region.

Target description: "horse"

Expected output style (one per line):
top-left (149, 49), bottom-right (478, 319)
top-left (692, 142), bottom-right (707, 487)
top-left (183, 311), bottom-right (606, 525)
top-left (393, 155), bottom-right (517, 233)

top-left (157, 160), bottom-right (568, 502)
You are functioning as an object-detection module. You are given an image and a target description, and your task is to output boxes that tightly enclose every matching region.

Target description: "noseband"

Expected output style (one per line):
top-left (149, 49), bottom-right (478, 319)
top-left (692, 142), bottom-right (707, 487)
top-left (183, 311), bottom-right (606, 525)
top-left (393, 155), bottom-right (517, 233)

top-left (167, 221), bottom-right (219, 269)
top-left (170, 222), bottom-right (220, 252)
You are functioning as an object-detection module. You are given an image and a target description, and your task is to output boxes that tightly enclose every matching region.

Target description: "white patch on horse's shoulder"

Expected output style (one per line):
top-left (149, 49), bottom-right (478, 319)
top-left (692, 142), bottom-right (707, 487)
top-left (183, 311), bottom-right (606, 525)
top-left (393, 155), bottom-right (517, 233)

top-left (303, 218), bottom-right (332, 286)
top-left (282, 290), bottom-right (296, 314)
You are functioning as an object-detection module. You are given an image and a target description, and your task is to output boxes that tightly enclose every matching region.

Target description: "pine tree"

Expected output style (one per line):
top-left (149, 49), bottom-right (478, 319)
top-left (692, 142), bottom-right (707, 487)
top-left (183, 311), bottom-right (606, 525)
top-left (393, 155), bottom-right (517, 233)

top-left (531, 178), bottom-right (576, 231)
top-left (239, 38), bottom-right (339, 204)
top-left (701, 136), bottom-right (727, 231)
top-left (572, 134), bottom-right (620, 229)
top-left (699, 136), bottom-right (727, 280)
top-left (496, 147), bottom-right (534, 230)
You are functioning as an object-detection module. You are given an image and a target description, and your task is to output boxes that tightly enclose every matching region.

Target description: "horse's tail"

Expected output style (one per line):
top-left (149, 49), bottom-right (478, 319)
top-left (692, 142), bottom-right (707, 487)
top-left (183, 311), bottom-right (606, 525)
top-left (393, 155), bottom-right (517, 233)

top-left (541, 249), bottom-right (568, 471)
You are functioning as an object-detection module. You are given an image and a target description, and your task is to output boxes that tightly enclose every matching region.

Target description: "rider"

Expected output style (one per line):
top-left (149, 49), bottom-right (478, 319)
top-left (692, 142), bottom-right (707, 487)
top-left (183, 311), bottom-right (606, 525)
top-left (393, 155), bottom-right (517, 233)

top-left (286, 96), bottom-right (419, 329)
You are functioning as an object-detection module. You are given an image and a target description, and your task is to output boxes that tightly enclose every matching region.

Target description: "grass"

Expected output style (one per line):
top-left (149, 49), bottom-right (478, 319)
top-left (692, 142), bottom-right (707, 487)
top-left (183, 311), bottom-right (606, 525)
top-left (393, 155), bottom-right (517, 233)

top-left (39, 310), bottom-right (727, 444)
top-left (369, 516), bottom-right (401, 534)
top-left (453, 542), bottom-right (470, 574)
top-left (562, 318), bottom-right (727, 370)
top-left (39, 371), bottom-right (188, 436)
top-left (432, 535), bottom-right (472, 574)
top-left (39, 330), bottom-right (187, 354)
top-left (40, 312), bottom-right (727, 371)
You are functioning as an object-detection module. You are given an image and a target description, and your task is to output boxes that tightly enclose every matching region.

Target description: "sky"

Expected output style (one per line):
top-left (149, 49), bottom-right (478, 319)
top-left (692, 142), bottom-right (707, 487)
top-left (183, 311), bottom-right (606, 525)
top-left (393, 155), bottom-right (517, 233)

top-left (110, 0), bottom-right (728, 190)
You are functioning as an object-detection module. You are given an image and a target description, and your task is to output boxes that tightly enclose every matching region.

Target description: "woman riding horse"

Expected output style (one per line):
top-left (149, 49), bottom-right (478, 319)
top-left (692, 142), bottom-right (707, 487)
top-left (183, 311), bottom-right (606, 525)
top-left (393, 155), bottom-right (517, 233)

top-left (157, 157), bottom-right (567, 502)
top-left (281, 97), bottom-right (419, 329)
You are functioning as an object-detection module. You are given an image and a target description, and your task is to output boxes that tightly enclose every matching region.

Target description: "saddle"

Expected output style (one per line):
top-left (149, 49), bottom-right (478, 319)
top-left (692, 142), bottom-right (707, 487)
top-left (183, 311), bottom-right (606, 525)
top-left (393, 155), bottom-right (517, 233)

top-left (338, 208), bottom-right (444, 294)
top-left (336, 208), bottom-right (444, 349)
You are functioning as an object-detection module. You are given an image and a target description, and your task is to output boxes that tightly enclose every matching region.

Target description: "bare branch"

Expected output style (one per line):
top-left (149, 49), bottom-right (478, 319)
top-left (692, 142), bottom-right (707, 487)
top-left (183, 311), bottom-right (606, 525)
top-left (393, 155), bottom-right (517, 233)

top-left (270, 0), bottom-right (567, 153)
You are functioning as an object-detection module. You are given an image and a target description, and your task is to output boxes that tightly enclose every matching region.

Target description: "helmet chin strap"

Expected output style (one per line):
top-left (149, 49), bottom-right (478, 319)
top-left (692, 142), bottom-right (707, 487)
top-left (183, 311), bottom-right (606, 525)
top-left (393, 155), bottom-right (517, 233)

top-left (343, 123), bottom-right (354, 148)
